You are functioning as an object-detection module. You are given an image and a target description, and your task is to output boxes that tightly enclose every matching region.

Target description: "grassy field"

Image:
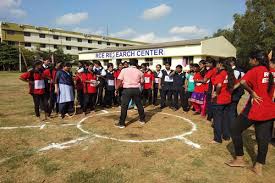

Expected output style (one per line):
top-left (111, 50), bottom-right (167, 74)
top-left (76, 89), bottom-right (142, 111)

top-left (0, 72), bottom-right (274, 183)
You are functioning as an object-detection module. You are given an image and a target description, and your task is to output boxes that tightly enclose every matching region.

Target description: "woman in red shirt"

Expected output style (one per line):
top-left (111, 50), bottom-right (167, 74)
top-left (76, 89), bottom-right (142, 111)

top-left (81, 62), bottom-right (97, 115)
top-left (190, 61), bottom-right (207, 116)
top-left (226, 51), bottom-right (275, 176)
top-left (141, 63), bottom-right (154, 106)
top-left (114, 62), bottom-right (124, 105)
top-left (20, 60), bottom-right (49, 121)
top-left (211, 58), bottom-right (235, 144)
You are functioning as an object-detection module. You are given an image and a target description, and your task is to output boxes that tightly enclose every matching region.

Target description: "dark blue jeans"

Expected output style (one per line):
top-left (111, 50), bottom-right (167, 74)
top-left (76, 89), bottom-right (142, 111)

top-left (212, 104), bottom-right (233, 143)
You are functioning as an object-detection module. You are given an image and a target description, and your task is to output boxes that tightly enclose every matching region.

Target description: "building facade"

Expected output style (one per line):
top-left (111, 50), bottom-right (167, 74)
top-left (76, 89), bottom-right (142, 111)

top-left (79, 36), bottom-right (236, 70)
top-left (0, 22), bottom-right (145, 55)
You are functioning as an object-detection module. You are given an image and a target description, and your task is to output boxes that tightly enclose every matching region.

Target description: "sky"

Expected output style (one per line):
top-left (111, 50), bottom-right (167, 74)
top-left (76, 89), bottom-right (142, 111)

top-left (0, 0), bottom-right (246, 43)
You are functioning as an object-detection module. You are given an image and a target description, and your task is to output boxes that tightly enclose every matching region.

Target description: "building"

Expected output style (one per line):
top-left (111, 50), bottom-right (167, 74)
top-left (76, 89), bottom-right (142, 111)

top-left (0, 22), bottom-right (145, 55)
top-left (78, 36), bottom-right (236, 70)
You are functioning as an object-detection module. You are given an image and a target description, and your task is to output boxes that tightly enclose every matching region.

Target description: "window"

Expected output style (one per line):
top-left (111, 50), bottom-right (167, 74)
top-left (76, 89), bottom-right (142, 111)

top-left (116, 43), bottom-right (119, 47)
top-left (24, 32), bottom-right (31, 37)
top-left (6, 30), bottom-right (15, 35)
top-left (66, 46), bottom-right (71, 50)
top-left (98, 41), bottom-right (102, 45)
top-left (103, 60), bottom-right (109, 66)
top-left (123, 44), bottom-right (127, 47)
top-left (7, 41), bottom-right (15, 45)
top-left (163, 57), bottom-right (172, 66)
top-left (78, 47), bottom-right (83, 51)
top-left (88, 40), bottom-right (92, 43)
top-left (145, 58), bottom-right (153, 66)
top-left (39, 34), bottom-right (46, 38)
top-left (182, 56), bottom-right (194, 66)
top-left (88, 48), bottom-right (92, 50)
top-left (107, 42), bottom-right (111, 46)
top-left (40, 44), bottom-right (46, 48)
top-left (53, 35), bottom-right (59, 40)
top-left (66, 37), bottom-right (71, 41)
top-left (77, 38), bottom-right (82, 42)
top-left (25, 42), bottom-right (31, 47)
top-left (54, 45), bottom-right (58, 49)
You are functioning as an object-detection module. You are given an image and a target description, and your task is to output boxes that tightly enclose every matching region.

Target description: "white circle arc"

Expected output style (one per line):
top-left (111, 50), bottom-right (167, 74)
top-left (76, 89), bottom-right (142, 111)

top-left (77, 111), bottom-right (201, 149)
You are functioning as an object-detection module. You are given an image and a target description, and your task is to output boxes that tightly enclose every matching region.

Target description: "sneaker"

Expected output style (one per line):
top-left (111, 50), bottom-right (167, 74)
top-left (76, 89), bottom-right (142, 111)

top-left (115, 123), bottom-right (126, 129)
top-left (139, 120), bottom-right (146, 125)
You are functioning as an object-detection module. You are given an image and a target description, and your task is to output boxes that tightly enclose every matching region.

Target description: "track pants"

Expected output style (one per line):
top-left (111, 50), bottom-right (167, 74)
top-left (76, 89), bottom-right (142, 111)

top-left (231, 114), bottom-right (273, 164)
top-left (32, 94), bottom-right (49, 117)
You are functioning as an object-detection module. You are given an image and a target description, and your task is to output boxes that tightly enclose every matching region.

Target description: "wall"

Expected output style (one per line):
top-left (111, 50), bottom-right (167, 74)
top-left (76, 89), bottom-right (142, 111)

top-left (201, 36), bottom-right (236, 58)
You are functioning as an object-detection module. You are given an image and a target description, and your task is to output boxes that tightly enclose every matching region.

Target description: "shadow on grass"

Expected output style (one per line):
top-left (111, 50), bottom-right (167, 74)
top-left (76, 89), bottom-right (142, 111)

top-left (226, 129), bottom-right (257, 163)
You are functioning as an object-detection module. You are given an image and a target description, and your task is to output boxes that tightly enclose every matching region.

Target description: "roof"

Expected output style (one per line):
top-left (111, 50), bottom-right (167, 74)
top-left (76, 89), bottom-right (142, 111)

top-left (79, 38), bottom-right (205, 54)
top-left (0, 22), bottom-right (146, 44)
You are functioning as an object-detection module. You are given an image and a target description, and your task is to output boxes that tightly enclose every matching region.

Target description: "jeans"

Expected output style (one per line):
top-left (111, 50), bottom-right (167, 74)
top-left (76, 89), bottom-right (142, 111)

top-left (231, 114), bottom-right (273, 164)
top-left (32, 94), bottom-right (49, 117)
top-left (119, 88), bottom-right (145, 126)
top-left (212, 104), bottom-right (233, 143)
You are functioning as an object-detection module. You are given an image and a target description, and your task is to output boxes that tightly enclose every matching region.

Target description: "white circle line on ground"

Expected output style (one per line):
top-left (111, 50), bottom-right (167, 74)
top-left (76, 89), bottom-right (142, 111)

top-left (77, 111), bottom-right (201, 149)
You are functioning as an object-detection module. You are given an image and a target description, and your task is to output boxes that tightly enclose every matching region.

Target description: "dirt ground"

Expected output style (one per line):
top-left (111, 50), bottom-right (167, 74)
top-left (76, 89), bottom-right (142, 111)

top-left (0, 72), bottom-right (274, 183)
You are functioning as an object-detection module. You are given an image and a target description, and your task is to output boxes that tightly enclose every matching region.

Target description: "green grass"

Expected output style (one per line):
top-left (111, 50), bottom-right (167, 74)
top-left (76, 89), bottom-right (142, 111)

top-left (67, 168), bottom-right (126, 183)
top-left (35, 157), bottom-right (60, 175)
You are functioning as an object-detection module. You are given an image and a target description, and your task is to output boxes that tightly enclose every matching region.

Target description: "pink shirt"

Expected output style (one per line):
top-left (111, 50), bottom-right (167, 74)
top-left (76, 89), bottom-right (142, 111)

top-left (118, 66), bottom-right (144, 88)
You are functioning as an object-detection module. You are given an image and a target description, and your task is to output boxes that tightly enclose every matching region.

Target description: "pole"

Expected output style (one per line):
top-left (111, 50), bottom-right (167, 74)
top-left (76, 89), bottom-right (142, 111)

top-left (19, 42), bottom-right (22, 72)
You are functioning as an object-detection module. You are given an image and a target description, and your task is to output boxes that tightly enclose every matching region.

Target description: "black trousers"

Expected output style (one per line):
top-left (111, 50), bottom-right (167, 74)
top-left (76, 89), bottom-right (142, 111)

top-left (104, 90), bottom-right (116, 106)
top-left (212, 104), bottom-right (233, 143)
top-left (172, 88), bottom-right (184, 109)
top-left (59, 101), bottom-right (74, 118)
top-left (153, 87), bottom-right (161, 105)
top-left (231, 114), bottom-right (273, 164)
top-left (77, 89), bottom-right (84, 109)
top-left (119, 88), bottom-right (145, 126)
top-left (115, 88), bottom-right (123, 105)
top-left (97, 86), bottom-right (104, 105)
top-left (83, 93), bottom-right (97, 113)
top-left (228, 100), bottom-right (240, 121)
top-left (160, 89), bottom-right (173, 108)
top-left (32, 94), bottom-right (49, 117)
top-left (49, 90), bottom-right (58, 114)
top-left (142, 89), bottom-right (152, 105)
top-left (206, 92), bottom-right (213, 120)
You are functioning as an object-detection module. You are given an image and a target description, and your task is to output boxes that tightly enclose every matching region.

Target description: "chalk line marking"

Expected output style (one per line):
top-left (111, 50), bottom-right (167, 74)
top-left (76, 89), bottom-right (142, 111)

top-left (40, 124), bottom-right (46, 130)
top-left (38, 136), bottom-right (90, 152)
top-left (77, 111), bottom-right (201, 149)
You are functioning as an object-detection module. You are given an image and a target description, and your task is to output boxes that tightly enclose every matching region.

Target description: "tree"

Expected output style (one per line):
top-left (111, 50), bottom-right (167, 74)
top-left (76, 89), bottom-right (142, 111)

top-left (213, 0), bottom-right (275, 69)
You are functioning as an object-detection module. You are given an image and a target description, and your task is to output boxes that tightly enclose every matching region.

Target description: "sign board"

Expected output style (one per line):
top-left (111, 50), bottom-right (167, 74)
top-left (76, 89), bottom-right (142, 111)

top-left (95, 48), bottom-right (164, 59)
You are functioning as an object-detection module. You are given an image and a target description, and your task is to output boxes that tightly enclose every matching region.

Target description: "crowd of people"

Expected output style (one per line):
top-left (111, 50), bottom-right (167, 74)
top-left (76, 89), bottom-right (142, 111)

top-left (19, 49), bottom-right (275, 175)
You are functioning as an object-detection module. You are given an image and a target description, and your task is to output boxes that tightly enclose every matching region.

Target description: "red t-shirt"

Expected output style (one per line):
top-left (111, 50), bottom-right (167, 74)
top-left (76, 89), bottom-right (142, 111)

top-left (143, 71), bottom-right (154, 90)
top-left (81, 72), bottom-right (97, 94)
top-left (194, 72), bottom-right (205, 93)
top-left (242, 66), bottom-right (275, 121)
top-left (43, 68), bottom-right (57, 91)
top-left (213, 70), bottom-right (232, 104)
top-left (20, 71), bottom-right (45, 95)
top-left (204, 67), bottom-right (218, 91)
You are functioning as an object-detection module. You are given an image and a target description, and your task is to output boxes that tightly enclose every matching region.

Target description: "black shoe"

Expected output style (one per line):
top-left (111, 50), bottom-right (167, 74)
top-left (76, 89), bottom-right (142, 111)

top-left (115, 123), bottom-right (125, 129)
top-left (139, 119), bottom-right (146, 125)
top-left (160, 106), bottom-right (165, 109)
